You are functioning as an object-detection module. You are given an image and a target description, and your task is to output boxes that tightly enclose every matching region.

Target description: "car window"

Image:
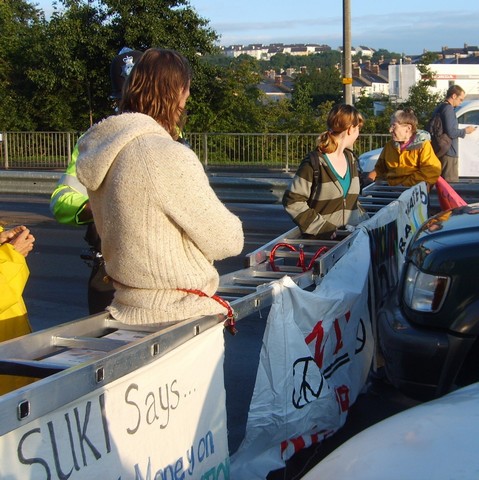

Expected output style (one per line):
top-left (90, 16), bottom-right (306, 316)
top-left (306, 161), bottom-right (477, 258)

top-left (457, 110), bottom-right (479, 125)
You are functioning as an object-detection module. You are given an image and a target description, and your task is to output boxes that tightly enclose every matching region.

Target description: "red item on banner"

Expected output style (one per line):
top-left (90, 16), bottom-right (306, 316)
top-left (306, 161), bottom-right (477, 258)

top-left (435, 176), bottom-right (467, 211)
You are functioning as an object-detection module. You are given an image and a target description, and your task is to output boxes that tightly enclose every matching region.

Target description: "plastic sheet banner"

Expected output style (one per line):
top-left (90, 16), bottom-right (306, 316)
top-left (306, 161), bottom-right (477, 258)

top-left (361, 182), bottom-right (428, 268)
top-left (230, 183), bottom-right (428, 479)
top-left (230, 230), bottom-right (373, 479)
top-left (0, 324), bottom-right (229, 480)
top-left (362, 182), bottom-right (428, 309)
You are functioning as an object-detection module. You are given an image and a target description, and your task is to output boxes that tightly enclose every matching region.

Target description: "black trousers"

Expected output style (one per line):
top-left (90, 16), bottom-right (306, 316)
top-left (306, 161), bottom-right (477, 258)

top-left (87, 260), bottom-right (115, 314)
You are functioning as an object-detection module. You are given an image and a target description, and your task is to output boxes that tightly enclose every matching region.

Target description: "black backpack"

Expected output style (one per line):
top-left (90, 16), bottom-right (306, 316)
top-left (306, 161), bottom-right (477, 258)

top-left (426, 104), bottom-right (452, 157)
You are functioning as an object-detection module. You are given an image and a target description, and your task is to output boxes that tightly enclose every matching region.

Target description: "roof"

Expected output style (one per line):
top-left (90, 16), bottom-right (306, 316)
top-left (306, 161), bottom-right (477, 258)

top-left (429, 55), bottom-right (479, 65)
top-left (360, 69), bottom-right (388, 84)
top-left (352, 77), bottom-right (370, 88)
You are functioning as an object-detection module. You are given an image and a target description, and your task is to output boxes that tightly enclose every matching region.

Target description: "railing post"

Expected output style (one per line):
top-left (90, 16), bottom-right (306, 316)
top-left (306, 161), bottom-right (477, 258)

top-left (3, 132), bottom-right (9, 170)
top-left (67, 133), bottom-right (72, 166)
top-left (203, 133), bottom-right (208, 167)
top-left (285, 133), bottom-right (289, 173)
top-left (0, 132), bottom-right (3, 169)
top-left (262, 133), bottom-right (265, 165)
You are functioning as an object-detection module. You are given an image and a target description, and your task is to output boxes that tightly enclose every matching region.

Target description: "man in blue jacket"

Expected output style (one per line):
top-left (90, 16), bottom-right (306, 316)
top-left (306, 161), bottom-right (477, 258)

top-left (433, 85), bottom-right (476, 182)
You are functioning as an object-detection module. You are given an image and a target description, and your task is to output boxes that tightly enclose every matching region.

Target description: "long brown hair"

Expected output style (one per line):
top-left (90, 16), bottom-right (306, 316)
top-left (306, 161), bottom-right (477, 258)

top-left (119, 48), bottom-right (192, 139)
top-left (316, 104), bottom-right (364, 154)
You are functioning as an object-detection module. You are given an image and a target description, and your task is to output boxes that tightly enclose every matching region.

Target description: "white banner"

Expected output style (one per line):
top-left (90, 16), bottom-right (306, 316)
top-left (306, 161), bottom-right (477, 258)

top-left (231, 183), bottom-right (429, 479)
top-left (0, 324), bottom-right (229, 480)
top-left (361, 182), bottom-right (428, 267)
top-left (362, 182), bottom-right (428, 308)
top-left (231, 230), bottom-right (373, 479)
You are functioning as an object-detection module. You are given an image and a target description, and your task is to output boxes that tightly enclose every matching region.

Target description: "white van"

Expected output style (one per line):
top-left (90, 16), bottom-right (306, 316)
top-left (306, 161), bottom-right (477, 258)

top-left (359, 100), bottom-right (479, 178)
top-left (302, 383), bottom-right (479, 480)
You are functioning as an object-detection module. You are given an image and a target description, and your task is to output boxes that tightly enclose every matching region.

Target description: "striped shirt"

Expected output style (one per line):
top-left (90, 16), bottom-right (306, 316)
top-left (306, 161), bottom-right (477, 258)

top-left (282, 149), bottom-right (366, 239)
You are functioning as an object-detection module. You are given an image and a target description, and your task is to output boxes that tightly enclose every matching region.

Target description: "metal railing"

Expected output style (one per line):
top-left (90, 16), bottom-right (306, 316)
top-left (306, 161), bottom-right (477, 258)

top-left (0, 131), bottom-right (389, 171)
top-left (0, 132), bottom-right (82, 170)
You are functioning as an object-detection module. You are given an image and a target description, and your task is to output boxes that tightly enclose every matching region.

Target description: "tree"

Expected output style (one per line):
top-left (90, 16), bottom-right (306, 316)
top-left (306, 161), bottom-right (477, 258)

top-left (371, 48), bottom-right (402, 64)
top-left (353, 93), bottom-right (394, 134)
top-left (289, 79), bottom-right (320, 132)
top-left (0, 0), bottom-right (46, 129)
top-left (259, 98), bottom-right (293, 133)
top-left (402, 52), bottom-right (442, 128)
top-left (191, 55), bottom-right (263, 132)
top-left (103, 0), bottom-right (220, 133)
top-left (294, 66), bottom-right (342, 109)
top-left (35, 0), bottom-right (114, 130)
top-left (1, 0), bottom-right (220, 131)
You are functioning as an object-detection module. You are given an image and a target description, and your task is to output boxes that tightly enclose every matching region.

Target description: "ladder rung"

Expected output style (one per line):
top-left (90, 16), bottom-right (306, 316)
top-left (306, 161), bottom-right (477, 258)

top-left (216, 285), bottom-right (258, 295)
top-left (52, 336), bottom-right (127, 352)
top-left (281, 238), bottom-right (337, 247)
top-left (0, 359), bottom-right (67, 378)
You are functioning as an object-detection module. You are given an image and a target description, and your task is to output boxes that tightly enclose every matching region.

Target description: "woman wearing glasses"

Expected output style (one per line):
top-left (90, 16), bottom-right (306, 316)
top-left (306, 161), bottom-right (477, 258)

top-left (367, 109), bottom-right (441, 188)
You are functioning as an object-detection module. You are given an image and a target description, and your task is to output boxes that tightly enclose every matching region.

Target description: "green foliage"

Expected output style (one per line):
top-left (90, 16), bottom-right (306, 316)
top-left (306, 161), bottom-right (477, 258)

top-left (401, 57), bottom-right (443, 128)
top-left (188, 56), bottom-right (263, 132)
top-left (0, 0), bottom-right (46, 129)
top-left (352, 93), bottom-right (393, 134)
top-left (0, 4), bottom-right (449, 137)
top-left (293, 66), bottom-right (342, 109)
top-left (371, 48), bottom-right (402, 64)
top-left (0, 0), bottom-right (218, 131)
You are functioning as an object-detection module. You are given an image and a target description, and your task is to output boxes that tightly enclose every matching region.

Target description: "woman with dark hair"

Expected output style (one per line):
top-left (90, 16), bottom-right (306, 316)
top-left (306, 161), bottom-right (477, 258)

top-left (283, 103), bottom-right (368, 240)
top-left (367, 109), bottom-right (441, 188)
top-left (76, 48), bottom-right (244, 325)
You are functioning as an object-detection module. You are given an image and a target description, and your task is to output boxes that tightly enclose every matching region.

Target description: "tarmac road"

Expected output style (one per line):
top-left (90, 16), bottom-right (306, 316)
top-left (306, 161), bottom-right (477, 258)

top-left (0, 194), bottom-right (421, 479)
top-left (0, 194), bottom-right (293, 329)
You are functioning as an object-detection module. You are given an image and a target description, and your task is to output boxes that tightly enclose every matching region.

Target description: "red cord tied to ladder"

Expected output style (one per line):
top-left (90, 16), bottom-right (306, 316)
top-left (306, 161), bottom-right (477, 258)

top-left (269, 242), bottom-right (329, 272)
top-left (177, 288), bottom-right (237, 335)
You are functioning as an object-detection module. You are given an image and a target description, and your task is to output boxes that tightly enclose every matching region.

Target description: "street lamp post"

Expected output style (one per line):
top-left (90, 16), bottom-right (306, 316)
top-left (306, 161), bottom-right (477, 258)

top-left (343, 0), bottom-right (353, 105)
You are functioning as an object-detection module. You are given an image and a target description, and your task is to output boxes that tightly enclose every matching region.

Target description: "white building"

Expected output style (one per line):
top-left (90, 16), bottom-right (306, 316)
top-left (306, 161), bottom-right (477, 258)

top-left (389, 63), bottom-right (479, 102)
top-left (222, 43), bottom-right (332, 60)
top-left (352, 61), bottom-right (389, 102)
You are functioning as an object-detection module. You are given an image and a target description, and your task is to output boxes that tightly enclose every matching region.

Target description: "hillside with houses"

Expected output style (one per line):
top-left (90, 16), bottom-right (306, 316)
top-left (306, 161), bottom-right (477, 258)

top-left (223, 43), bottom-right (479, 103)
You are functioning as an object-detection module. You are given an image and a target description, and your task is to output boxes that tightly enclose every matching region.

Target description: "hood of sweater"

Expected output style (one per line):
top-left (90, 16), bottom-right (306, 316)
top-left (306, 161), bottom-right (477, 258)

top-left (393, 129), bottom-right (431, 152)
top-left (77, 112), bottom-right (170, 191)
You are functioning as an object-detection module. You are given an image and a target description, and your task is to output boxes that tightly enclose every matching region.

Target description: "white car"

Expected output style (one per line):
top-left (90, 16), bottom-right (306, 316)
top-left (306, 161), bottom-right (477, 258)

top-left (302, 382), bottom-right (479, 480)
top-left (359, 100), bottom-right (479, 178)
top-left (358, 147), bottom-right (382, 175)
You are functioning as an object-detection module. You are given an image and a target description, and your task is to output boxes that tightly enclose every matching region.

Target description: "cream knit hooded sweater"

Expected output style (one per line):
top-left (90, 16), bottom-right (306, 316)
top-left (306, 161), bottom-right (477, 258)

top-left (76, 112), bottom-right (244, 325)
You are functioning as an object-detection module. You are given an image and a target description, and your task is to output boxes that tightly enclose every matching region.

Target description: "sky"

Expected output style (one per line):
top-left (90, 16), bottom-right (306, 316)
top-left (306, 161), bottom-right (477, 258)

top-left (34, 0), bottom-right (479, 56)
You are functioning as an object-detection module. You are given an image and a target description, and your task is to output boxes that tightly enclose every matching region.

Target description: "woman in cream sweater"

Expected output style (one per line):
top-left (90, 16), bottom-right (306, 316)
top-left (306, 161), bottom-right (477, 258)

top-left (77, 49), bottom-right (244, 325)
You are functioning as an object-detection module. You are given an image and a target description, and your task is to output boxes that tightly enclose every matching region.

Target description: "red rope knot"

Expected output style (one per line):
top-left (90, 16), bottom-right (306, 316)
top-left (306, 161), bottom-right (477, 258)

top-left (177, 288), bottom-right (237, 335)
top-left (269, 242), bottom-right (329, 272)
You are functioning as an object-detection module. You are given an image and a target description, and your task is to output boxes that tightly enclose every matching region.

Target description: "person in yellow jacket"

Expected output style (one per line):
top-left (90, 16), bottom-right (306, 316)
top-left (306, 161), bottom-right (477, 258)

top-left (0, 224), bottom-right (35, 394)
top-left (367, 108), bottom-right (441, 189)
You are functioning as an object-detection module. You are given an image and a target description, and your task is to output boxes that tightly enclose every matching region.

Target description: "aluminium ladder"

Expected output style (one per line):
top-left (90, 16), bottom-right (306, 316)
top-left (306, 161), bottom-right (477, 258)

top-left (0, 184), bottom-right (405, 437)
